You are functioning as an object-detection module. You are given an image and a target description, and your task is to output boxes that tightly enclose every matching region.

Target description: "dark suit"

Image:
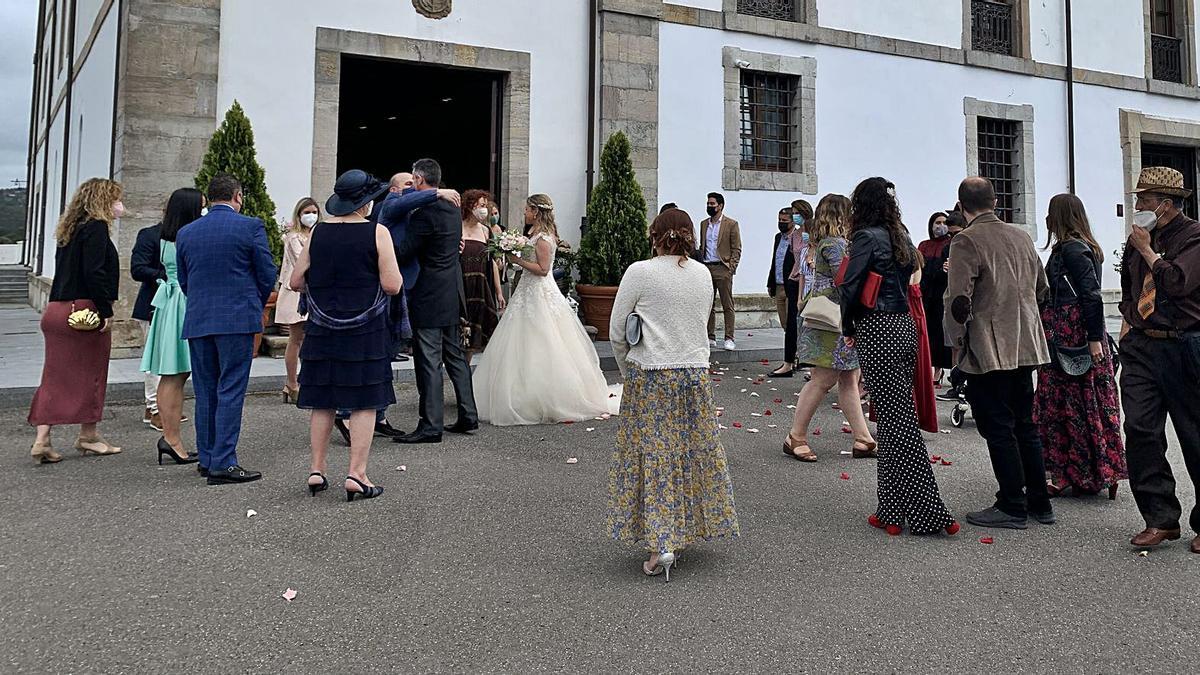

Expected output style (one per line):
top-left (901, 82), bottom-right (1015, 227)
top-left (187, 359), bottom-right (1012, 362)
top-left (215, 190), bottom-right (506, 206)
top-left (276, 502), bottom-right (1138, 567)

top-left (396, 196), bottom-right (478, 434)
top-left (767, 231), bottom-right (800, 364)
top-left (130, 224), bottom-right (165, 322)
top-left (176, 204), bottom-right (277, 470)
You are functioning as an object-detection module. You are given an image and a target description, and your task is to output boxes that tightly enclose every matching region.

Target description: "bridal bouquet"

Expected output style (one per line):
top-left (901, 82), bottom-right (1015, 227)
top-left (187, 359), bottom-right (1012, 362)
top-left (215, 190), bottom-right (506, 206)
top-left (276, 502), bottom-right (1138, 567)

top-left (488, 230), bottom-right (532, 259)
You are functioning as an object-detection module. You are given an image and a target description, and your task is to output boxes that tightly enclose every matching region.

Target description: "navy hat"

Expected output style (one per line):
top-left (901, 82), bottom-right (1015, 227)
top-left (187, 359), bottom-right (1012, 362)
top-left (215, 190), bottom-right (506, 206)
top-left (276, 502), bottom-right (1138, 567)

top-left (325, 170), bottom-right (388, 217)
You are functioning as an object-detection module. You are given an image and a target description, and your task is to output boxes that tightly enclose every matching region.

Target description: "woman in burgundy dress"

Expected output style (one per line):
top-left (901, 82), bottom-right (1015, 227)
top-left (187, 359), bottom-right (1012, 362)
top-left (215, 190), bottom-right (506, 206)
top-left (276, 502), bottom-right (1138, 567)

top-left (460, 189), bottom-right (503, 363)
top-left (1033, 194), bottom-right (1126, 499)
top-left (28, 178), bottom-right (125, 463)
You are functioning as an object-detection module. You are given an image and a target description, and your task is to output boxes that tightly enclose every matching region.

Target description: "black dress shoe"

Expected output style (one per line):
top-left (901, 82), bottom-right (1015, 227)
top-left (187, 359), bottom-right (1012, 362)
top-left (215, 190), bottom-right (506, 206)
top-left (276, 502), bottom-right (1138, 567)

top-left (393, 431), bottom-right (442, 444)
top-left (374, 419), bottom-right (405, 438)
top-left (206, 465), bottom-right (263, 485)
top-left (333, 418), bottom-right (352, 446)
top-left (198, 465), bottom-right (210, 478)
top-left (391, 354), bottom-right (410, 362)
top-left (446, 420), bottom-right (480, 435)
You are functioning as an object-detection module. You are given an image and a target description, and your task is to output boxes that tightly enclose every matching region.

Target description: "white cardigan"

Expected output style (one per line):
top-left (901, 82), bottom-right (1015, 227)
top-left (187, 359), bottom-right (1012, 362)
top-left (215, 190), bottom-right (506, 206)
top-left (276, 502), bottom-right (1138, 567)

top-left (609, 256), bottom-right (714, 378)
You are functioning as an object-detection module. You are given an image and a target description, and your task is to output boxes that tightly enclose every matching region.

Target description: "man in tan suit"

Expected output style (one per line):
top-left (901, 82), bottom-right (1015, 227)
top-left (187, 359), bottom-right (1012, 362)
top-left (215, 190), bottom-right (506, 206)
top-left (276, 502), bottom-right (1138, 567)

top-left (945, 176), bottom-right (1051, 531)
top-left (699, 192), bottom-right (742, 350)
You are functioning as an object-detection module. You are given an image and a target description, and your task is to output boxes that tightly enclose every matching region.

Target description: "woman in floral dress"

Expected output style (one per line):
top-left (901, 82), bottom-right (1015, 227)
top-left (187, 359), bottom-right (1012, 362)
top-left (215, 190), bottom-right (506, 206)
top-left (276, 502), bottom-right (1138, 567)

top-left (607, 208), bottom-right (738, 582)
top-left (782, 194), bottom-right (877, 462)
top-left (1033, 194), bottom-right (1126, 499)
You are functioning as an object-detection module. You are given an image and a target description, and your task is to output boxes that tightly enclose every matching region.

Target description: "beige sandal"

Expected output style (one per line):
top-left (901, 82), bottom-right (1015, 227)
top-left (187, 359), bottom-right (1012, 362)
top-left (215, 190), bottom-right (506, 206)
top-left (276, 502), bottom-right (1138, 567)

top-left (31, 440), bottom-right (63, 464)
top-left (783, 434), bottom-right (818, 462)
top-left (75, 436), bottom-right (122, 456)
top-left (852, 439), bottom-right (879, 459)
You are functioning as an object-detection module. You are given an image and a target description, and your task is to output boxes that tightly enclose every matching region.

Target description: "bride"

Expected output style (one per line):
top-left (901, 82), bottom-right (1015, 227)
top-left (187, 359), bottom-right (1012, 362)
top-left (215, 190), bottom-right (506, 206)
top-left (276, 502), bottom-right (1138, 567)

top-left (472, 194), bottom-right (612, 426)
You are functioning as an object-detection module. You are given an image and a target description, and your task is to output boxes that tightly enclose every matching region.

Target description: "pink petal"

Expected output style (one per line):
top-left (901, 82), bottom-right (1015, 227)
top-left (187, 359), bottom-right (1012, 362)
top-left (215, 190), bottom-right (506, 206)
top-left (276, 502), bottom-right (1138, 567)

top-left (282, 588), bottom-right (298, 602)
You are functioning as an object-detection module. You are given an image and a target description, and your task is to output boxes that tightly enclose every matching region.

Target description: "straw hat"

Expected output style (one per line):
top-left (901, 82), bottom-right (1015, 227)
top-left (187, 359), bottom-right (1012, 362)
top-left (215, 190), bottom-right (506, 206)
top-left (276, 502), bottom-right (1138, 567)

top-left (1131, 166), bottom-right (1193, 198)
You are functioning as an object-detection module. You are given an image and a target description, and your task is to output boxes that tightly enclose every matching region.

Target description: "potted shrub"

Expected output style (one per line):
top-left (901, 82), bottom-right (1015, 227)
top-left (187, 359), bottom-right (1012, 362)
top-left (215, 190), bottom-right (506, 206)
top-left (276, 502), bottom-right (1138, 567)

top-left (195, 100), bottom-right (282, 357)
top-left (576, 132), bottom-right (651, 340)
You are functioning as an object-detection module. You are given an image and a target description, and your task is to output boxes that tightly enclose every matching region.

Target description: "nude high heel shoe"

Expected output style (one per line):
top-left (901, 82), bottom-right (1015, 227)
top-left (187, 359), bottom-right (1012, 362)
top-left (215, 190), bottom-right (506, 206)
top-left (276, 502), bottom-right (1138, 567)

top-left (31, 440), bottom-right (62, 464)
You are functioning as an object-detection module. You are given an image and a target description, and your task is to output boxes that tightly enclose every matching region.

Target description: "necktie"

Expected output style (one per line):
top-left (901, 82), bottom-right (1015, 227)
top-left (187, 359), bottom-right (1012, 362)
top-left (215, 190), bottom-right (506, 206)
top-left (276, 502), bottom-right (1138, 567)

top-left (1137, 271), bottom-right (1156, 320)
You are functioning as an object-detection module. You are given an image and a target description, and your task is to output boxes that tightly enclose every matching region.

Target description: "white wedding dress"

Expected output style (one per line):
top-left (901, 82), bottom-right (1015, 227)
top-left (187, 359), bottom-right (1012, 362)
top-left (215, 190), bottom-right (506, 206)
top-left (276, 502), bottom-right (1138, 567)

top-left (473, 233), bottom-right (615, 426)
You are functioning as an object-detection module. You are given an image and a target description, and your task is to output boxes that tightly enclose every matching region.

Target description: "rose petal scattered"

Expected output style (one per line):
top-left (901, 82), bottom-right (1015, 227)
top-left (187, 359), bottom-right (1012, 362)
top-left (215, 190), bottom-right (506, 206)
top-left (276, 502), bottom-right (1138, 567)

top-left (787, 404), bottom-right (796, 410)
top-left (940, 430), bottom-right (952, 435)
top-left (841, 426), bottom-right (852, 434)
top-left (840, 450), bottom-right (852, 455)
top-left (746, 428), bottom-right (760, 434)
top-left (562, 420), bottom-right (575, 425)
top-left (774, 398), bottom-right (783, 403)
top-left (840, 472), bottom-right (850, 480)
top-left (764, 410), bottom-right (773, 416)
top-left (760, 359), bottom-right (770, 365)
top-left (941, 460), bottom-right (953, 466)
top-left (732, 422), bottom-right (743, 429)
top-left (601, 414), bottom-right (611, 419)
top-left (718, 424), bottom-right (729, 430)
top-left (246, 509), bottom-right (257, 518)
top-left (979, 537), bottom-right (994, 545)
top-left (930, 458), bottom-right (938, 464)
top-left (396, 465), bottom-right (407, 472)
top-left (751, 413), bottom-right (762, 417)
top-left (813, 428), bottom-right (822, 436)
top-left (282, 588), bottom-right (298, 602)
top-left (750, 392), bottom-right (760, 397)
top-left (767, 424), bottom-right (778, 428)
top-left (586, 428), bottom-right (595, 432)
top-left (740, 388), bottom-right (748, 393)
top-left (1138, 550), bottom-right (1149, 557)
top-left (566, 457), bottom-right (579, 464)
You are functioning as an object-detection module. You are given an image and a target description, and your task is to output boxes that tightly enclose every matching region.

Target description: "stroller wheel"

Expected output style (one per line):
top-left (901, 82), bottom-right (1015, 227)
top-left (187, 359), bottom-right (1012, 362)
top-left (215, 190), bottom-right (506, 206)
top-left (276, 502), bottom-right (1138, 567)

top-left (951, 405), bottom-right (966, 428)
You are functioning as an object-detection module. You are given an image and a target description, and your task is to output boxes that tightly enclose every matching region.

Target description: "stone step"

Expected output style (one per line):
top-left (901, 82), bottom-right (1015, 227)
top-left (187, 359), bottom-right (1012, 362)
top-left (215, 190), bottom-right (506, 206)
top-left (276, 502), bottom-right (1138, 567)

top-left (261, 334), bottom-right (288, 359)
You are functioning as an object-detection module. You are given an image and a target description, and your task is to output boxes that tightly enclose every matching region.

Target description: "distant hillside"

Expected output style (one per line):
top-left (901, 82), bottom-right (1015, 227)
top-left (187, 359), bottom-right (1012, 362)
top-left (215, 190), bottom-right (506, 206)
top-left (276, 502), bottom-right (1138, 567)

top-left (0, 188), bottom-right (27, 243)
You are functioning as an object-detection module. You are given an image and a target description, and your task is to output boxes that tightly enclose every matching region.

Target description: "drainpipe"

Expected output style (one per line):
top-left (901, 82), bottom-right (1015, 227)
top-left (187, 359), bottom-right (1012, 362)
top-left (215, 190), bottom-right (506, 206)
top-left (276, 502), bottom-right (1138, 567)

top-left (24, 0), bottom-right (48, 267)
top-left (1065, 0), bottom-right (1077, 194)
top-left (586, 0), bottom-right (598, 200)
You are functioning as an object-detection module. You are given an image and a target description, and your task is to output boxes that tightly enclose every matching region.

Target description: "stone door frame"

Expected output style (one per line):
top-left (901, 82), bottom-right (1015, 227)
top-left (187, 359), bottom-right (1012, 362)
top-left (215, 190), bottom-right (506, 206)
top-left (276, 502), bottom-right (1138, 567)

top-left (312, 28), bottom-right (530, 228)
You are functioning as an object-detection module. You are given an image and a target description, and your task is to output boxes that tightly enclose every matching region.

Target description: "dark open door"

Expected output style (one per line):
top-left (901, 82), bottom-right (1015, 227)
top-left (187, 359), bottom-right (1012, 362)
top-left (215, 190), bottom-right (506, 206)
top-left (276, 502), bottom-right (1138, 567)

top-left (1142, 143), bottom-right (1198, 219)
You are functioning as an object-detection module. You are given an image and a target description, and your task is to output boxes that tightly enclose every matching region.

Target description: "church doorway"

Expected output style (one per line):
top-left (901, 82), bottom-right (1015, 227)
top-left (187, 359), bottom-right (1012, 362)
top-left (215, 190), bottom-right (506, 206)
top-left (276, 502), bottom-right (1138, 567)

top-left (336, 55), bottom-right (503, 198)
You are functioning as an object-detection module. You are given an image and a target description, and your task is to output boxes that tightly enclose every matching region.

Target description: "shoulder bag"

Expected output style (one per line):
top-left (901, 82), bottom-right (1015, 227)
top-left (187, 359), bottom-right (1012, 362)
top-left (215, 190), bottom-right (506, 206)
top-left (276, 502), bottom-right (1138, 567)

top-left (626, 312), bottom-right (642, 346)
top-left (1048, 265), bottom-right (1093, 376)
top-left (799, 295), bottom-right (841, 332)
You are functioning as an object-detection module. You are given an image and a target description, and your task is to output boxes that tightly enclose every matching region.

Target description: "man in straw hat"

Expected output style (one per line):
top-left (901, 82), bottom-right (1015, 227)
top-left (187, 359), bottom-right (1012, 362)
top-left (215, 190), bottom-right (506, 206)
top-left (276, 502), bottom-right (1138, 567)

top-left (1119, 166), bottom-right (1200, 554)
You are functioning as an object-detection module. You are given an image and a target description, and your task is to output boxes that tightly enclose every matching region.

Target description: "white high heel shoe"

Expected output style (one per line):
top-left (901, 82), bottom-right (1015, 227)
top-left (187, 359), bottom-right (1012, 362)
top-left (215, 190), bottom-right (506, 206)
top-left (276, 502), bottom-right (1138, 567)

top-left (642, 551), bottom-right (676, 582)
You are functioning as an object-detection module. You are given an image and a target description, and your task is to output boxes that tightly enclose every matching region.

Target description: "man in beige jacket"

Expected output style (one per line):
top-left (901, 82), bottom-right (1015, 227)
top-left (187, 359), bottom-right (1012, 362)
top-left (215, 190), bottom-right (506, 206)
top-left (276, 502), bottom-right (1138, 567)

top-left (699, 192), bottom-right (742, 350)
top-left (944, 177), bottom-right (1052, 530)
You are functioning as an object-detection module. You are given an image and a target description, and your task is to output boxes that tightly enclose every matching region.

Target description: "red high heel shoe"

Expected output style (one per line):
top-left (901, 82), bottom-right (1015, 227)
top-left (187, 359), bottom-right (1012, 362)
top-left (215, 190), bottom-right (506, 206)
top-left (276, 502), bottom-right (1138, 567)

top-left (945, 521), bottom-right (960, 535)
top-left (868, 514), bottom-right (902, 536)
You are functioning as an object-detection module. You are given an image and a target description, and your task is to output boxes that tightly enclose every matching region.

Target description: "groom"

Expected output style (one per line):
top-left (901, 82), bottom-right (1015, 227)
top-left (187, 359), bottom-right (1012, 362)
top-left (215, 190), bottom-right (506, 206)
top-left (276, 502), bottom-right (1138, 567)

top-left (394, 158), bottom-right (479, 444)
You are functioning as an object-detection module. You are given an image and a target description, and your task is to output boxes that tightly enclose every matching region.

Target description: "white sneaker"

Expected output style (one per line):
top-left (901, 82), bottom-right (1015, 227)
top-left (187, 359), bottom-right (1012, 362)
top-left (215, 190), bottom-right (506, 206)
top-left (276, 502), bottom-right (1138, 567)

top-left (724, 339), bottom-right (736, 351)
top-left (709, 339), bottom-right (718, 348)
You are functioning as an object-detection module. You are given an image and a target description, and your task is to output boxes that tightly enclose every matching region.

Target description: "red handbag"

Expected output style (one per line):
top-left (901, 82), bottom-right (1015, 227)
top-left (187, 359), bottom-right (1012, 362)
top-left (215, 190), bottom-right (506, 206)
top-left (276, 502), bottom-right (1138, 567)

top-left (834, 258), bottom-right (882, 308)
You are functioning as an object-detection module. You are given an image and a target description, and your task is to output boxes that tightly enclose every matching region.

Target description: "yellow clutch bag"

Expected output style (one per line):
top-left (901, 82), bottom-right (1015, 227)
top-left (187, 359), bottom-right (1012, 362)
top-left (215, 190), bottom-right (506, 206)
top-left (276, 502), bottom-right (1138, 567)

top-left (67, 303), bottom-right (101, 331)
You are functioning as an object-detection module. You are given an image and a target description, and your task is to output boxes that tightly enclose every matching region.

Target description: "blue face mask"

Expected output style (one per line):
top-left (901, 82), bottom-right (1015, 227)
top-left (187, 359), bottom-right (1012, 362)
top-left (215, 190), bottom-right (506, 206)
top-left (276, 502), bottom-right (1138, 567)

top-left (801, 232), bottom-right (810, 244)
top-left (792, 214), bottom-right (804, 226)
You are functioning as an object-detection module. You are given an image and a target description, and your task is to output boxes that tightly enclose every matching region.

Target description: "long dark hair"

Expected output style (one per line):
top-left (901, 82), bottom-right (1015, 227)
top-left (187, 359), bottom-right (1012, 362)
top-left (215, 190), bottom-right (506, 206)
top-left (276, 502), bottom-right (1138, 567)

top-left (926, 211), bottom-right (948, 241)
top-left (849, 177), bottom-right (917, 268)
top-left (160, 188), bottom-right (205, 242)
top-left (1044, 193), bottom-right (1104, 263)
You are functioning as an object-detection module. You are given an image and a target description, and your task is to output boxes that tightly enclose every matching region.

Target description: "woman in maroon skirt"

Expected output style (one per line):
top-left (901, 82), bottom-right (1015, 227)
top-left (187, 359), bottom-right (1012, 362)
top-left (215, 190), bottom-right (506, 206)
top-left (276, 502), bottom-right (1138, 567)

top-left (28, 178), bottom-right (124, 463)
top-left (1034, 194), bottom-right (1126, 498)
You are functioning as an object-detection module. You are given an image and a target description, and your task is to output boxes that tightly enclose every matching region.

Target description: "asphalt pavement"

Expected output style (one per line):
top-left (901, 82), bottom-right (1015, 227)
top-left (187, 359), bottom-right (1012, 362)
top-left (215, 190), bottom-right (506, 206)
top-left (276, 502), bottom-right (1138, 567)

top-left (1, 367), bottom-right (1197, 673)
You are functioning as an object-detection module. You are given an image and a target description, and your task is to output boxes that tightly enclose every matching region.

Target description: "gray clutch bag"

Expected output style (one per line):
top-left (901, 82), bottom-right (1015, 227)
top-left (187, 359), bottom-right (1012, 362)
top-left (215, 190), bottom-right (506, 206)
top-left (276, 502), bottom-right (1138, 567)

top-left (626, 312), bottom-right (642, 346)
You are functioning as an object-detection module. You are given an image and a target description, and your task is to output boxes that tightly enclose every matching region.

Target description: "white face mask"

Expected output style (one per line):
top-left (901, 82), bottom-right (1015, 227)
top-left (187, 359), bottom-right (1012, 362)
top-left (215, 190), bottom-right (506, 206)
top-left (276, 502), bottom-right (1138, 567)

top-left (473, 207), bottom-right (490, 223)
top-left (300, 213), bottom-right (319, 227)
top-left (1132, 206), bottom-right (1161, 231)
top-left (200, 207), bottom-right (209, 217)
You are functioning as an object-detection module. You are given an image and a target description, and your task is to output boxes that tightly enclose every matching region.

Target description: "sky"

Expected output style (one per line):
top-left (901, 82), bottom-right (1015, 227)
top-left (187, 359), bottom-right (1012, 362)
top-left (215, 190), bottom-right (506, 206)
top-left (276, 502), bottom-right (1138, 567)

top-left (0, 2), bottom-right (37, 189)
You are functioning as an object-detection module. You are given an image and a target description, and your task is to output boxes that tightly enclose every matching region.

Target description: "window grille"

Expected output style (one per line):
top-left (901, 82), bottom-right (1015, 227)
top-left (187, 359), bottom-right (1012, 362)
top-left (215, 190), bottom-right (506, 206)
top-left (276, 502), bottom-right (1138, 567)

top-left (739, 70), bottom-right (799, 173)
top-left (972, 0), bottom-right (1015, 55)
top-left (736, 0), bottom-right (801, 23)
top-left (977, 117), bottom-right (1021, 223)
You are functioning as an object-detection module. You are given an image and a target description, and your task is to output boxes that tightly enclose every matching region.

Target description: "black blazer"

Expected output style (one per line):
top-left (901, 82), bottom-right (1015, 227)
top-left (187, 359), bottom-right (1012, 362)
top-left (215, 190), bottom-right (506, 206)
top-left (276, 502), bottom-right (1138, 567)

top-left (1045, 239), bottom-right (1106, 341)
top-left (839, 227), bottom-right (913, 337)
top-left (130, 223), bottom-right (166, 321)
top-left (767, 231), bottom-right (797, 296)
top-left (49, 219), bottom-right (120, 318)
top-left (396, 197), bottom-right (465, 329)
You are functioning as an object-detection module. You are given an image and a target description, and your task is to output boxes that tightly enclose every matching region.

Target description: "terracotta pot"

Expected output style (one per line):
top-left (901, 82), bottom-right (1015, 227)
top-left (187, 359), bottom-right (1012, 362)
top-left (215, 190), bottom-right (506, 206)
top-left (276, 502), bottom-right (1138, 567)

top-left (254, 291), bottom-right (279, 358)
top-left (576, 283), bottom-right (618, 341)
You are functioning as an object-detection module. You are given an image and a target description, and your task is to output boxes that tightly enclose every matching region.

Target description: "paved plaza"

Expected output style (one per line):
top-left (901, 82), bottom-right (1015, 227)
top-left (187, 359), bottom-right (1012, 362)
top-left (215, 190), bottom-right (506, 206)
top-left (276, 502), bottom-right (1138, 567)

top-left (2, 354), bottom-right (1197, 673)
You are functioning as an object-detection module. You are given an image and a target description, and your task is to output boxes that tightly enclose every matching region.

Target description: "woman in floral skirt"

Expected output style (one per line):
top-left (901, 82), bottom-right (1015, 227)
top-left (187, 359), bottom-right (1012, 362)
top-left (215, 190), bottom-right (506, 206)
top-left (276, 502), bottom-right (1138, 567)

top-left (607, 208), bottom-right (738, 582)
top-left (1034, 194), bottom-right (1126, 499)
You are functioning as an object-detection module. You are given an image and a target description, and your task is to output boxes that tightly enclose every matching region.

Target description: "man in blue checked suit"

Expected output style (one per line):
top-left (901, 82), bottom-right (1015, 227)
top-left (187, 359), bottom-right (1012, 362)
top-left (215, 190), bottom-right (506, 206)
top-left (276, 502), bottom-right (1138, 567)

top-left (177, 173), bottom-right (277, 485)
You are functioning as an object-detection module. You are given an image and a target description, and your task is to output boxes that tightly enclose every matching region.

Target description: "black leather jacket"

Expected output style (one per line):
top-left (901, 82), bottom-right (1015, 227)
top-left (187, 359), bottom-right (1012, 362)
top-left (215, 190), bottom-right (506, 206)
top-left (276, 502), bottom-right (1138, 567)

top-left (840, 226), bottom-right (914, 337)
top-left (1044, 239), bottom-right (1106, 341)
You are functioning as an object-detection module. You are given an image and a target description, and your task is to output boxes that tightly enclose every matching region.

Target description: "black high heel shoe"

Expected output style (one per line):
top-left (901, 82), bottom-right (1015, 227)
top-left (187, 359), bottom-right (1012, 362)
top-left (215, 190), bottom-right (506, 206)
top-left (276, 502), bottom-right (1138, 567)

top-left (157, 437), bottom-right (198, 465)
top-left (345, 476), bottom-right (383, 502)
top-left (307, 472), bottom-right (328, 497)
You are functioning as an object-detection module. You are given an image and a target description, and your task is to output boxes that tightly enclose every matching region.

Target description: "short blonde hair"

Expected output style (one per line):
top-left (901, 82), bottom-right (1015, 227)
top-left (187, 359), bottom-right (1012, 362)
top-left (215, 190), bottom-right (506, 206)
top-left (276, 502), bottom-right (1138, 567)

top-left (56, 178), bottom-right (123, 246)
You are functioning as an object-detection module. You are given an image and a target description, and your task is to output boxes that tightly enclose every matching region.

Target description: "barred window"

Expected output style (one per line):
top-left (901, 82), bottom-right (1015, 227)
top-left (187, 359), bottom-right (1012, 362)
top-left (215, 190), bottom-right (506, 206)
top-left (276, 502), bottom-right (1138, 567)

top-left (971, 0), bottom-right (1015, 56)
top-left (977, 117), bottom-right (1021, 223)
top-left (1150, 0), bottom-right (1184, 83)
top-left (739, 71), bottom-right (799, 173)
top-left (736, 0), bottom-right (802, 22)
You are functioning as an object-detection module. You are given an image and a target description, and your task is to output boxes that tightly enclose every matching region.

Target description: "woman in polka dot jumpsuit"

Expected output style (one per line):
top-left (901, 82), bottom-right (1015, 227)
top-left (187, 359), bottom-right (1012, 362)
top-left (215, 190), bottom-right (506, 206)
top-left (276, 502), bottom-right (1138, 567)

top-left (839, 178), bottom-right (959, 536)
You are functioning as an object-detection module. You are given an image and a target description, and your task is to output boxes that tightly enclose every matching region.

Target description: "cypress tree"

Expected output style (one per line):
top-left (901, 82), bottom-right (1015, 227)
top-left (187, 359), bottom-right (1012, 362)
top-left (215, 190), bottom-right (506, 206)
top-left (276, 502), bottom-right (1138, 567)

top-left (195, 101), bottom-right (282, 268)
top-left (578, 131), bottom-right (651, 286)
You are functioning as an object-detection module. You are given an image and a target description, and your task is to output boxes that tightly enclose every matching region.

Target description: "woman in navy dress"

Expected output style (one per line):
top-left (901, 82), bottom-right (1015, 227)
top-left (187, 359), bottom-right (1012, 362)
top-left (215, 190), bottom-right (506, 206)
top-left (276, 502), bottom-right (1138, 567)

top-left (290, 170), bottom-right (402, 501)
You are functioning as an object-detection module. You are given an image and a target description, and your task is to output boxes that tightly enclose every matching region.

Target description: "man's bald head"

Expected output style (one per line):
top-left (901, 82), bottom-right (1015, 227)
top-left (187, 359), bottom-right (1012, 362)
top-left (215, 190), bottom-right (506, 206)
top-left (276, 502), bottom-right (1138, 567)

top-left (389, 172), bottom-right (414, 193)
top-left (958, 176), bottom-right (997, 220)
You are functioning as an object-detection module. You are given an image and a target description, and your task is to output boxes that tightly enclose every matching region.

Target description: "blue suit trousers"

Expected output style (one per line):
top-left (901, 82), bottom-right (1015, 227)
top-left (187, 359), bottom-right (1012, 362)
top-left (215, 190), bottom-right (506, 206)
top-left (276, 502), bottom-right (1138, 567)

top-left (189, 334), bottom-right (255, 470)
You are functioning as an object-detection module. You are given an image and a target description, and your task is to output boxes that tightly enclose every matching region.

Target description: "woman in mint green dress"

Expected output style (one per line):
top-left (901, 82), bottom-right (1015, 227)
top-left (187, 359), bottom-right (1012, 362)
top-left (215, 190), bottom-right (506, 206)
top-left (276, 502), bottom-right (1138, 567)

top-left (141, 188), bottom-right (204, 465)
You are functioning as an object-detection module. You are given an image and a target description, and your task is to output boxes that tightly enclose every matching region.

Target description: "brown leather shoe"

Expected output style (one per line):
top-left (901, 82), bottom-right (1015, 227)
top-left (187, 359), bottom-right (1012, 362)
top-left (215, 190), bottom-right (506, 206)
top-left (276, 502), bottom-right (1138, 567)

top-left (1191, 536), bottom-right (1200, 554)
top-left (1130, 527), bottom-right (1181, 547)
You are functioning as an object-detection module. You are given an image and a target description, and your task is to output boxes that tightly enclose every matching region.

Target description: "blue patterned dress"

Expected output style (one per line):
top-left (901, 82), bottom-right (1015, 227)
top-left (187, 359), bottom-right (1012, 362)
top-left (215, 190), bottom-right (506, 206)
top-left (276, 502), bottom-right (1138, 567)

top-left (796, 236), bottom-right (860, 370)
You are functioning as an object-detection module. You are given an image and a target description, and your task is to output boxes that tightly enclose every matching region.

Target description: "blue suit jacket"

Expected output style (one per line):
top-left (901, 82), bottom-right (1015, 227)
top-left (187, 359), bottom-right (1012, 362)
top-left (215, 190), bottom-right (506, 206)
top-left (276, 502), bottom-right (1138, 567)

top-left (377, 189), bottom-right (438, 291)
top-left (176, 204), bottom-right (278, 339)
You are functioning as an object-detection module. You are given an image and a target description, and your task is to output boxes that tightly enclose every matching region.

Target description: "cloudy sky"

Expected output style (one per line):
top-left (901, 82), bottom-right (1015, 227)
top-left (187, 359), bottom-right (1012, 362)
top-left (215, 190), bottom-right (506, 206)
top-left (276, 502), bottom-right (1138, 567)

top-left (0, 2), bottom-right (36, 188)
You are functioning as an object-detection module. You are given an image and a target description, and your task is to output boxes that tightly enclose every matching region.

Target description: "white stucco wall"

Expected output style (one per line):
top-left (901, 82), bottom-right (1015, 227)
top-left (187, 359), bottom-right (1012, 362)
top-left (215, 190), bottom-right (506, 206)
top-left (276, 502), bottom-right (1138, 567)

top-left (657, 20), bottom-right (1200, 294)
top-left (216, 0), bottom-right (591, 243)
top-left (64, 10), bottom-right (117, 193)
top-left (1069, 0), bottom-right (1146, 78)
top-left (671, 0), bottom-right (723, 11)
top-left (1028, 0), bottom-right (1066, 67)
top-left (818, 0), bottom-right (962, 48)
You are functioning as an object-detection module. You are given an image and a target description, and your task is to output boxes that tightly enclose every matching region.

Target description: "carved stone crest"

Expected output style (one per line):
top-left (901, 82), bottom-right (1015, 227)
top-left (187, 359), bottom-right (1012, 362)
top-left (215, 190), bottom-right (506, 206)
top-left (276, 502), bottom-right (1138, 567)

top-left (413, 0), bottom-right (452, 19)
